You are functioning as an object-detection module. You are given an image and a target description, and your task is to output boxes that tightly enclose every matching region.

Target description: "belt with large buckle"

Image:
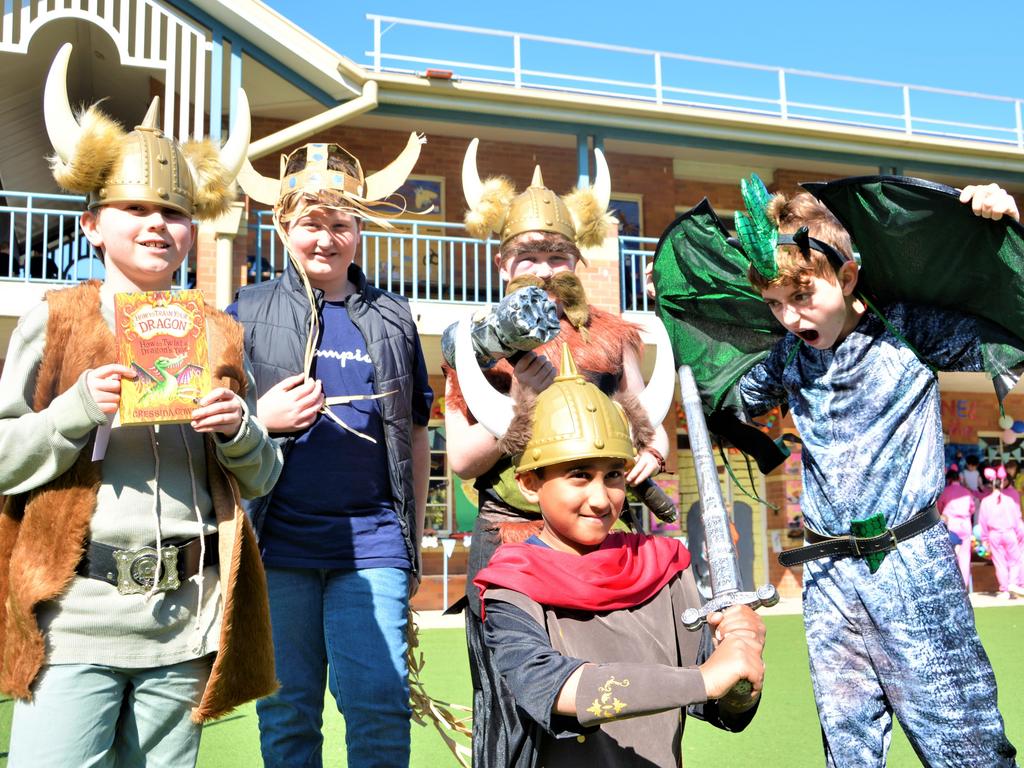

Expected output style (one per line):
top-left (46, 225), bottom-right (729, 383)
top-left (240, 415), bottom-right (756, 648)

top-left (777, 505), bottom-right (940, 568)
top-left (77, 533), bottom-right (219, 595)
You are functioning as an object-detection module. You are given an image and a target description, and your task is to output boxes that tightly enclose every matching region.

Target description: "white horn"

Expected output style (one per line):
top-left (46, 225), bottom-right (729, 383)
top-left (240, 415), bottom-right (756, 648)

top-left (455, 316), bottom-right (514, 437)
top-left (462, 138), bottom-right (483, 210)
top-left (217, 89), bottom-right (252, 185)
top-left (637, 318), bottom-right (676, 429)
top-left (44, 43), bottom-right (82, 164)
top-left (362, 132), bottom-right (425, 202)
top-left (592, 147), bottom-right (611, 213)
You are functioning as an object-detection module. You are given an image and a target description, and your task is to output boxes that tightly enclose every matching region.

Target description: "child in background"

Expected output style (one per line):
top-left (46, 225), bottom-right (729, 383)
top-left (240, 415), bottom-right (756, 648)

top-left (938, 469), bottom-right (976, 587)
top-left (962, 455), bottom-right (983, 496)
top-left (472, 346), bottom-right (764, 767)
top-left (978, 466), bottom-right (1024, 599)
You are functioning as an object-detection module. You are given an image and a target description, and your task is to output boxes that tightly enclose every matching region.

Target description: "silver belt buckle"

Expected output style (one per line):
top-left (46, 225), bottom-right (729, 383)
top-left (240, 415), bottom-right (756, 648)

top-left (113, 545), bottom-right (180, 595)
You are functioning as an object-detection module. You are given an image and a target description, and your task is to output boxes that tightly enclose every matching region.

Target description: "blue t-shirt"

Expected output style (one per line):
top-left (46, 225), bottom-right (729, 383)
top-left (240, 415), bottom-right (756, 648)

top-left (228, 298), bottom-right (432, 570)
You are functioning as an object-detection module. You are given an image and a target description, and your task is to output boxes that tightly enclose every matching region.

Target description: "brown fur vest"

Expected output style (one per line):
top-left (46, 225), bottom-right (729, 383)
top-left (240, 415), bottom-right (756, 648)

top-left (0, 281), bottom-right (276, 722)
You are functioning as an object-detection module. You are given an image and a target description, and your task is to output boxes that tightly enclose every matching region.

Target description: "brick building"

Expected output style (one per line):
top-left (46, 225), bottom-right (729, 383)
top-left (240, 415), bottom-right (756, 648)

top-left (1, 1), bottom-right (1023, 604)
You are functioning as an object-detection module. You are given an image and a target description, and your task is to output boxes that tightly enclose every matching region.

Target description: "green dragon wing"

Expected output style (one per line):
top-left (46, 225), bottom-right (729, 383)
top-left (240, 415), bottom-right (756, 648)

top-left (805, 175), bottom-right (1024, 396)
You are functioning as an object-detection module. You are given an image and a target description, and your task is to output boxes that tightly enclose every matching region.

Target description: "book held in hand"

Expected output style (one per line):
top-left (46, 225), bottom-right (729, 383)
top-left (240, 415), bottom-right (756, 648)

top-left (114, 289), bottom-right (211, 425)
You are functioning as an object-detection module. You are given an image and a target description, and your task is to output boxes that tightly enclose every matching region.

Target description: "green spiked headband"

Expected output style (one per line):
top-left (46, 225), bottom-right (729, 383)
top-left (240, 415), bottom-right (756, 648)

top-left (732, 173), bottom-right (849, 279)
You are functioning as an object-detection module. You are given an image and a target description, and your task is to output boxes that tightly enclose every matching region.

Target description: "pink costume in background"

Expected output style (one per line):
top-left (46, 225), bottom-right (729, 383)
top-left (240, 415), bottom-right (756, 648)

top-left (978, 472), bottom-right (1024, 594)
top-left (938, 480), bottom-right (976, 586)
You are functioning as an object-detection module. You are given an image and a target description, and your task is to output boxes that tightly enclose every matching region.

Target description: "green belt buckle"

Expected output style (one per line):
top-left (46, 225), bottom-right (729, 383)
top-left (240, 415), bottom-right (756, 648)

top-left (850, 513), bottom-right (887, 573)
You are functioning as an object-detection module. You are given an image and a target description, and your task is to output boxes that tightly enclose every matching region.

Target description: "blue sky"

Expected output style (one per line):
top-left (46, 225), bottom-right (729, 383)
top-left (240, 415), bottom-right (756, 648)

top-left (265, 0), bottom-right (1022, 99)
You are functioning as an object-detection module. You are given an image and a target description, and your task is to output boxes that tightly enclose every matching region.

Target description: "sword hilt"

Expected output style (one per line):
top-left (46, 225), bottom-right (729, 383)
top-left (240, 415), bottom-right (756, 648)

top-left (680, 583), bottom-right (780, 631)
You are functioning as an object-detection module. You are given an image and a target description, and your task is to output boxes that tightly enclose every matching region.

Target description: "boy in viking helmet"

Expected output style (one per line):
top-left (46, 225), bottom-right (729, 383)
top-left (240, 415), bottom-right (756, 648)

top-left (472, 345), bottom-right (764, 767)
top-left (446, 138), bottom-right (673, 766)
top-left (231, 134), bottom-right (432, 766)
top-left (0, 44), bottom-right (281, 766)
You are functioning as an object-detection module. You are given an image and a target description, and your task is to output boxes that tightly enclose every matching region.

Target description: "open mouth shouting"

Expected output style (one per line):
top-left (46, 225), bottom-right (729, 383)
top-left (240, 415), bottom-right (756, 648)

top-left (796, 329), bottom-right (820, 344)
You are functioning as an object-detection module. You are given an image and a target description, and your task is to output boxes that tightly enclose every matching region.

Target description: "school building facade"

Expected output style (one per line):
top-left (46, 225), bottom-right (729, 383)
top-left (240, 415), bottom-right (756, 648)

top-left (1, 0), bottom-right (1023, 604)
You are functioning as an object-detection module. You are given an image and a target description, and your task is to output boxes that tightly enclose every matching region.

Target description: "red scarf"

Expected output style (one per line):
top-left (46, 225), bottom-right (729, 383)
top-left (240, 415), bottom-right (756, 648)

top-left (474, 532), bottom-right (691, 619)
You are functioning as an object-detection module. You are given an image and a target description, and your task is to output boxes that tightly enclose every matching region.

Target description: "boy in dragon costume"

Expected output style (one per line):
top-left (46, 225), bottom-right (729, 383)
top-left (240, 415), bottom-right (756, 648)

top-left (654, 174), bottom-right (1021, 765)
top-left (0, 45), bottom-right (281, 766)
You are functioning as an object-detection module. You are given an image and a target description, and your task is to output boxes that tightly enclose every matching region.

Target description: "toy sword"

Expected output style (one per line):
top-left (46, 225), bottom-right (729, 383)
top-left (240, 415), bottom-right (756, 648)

top-left (678, 365), bottom-right (777, 694)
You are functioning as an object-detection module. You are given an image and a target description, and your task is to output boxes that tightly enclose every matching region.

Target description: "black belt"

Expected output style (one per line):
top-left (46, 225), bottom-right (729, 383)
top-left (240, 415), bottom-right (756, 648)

top-left (778, 506), bottom-right (940, 568)
top-left (76, 532), bottom-right (219, 595)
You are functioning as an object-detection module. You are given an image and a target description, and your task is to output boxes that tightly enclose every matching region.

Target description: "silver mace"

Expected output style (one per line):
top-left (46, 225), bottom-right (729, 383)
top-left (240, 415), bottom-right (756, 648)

top-left (678, 366), bottom-right (778, 691)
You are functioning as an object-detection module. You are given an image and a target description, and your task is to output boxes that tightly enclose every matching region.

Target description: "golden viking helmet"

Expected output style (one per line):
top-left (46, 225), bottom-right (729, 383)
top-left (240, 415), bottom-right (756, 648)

top-left (516, 344), bottom-right (636, 474)
top-left (236, 133), bottom-right (426, 226)
top-left (44, 44), bottom-right (250, 220)
top-left (462, 138), bottom-right (615, 258)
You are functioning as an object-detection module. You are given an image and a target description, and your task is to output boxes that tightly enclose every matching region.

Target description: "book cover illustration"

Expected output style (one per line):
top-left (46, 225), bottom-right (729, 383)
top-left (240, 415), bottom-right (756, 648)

top-left (114, 289), bottom-right (211, 426)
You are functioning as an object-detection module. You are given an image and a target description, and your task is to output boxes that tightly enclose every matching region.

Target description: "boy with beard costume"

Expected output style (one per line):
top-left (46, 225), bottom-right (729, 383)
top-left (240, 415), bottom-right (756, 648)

top-left (444, 139), bottom-right (673, 767)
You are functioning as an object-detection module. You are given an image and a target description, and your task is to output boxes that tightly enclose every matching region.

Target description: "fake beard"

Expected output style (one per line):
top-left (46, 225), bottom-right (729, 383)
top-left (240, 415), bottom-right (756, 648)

top-left (506, 272), bottom-right (591, 339)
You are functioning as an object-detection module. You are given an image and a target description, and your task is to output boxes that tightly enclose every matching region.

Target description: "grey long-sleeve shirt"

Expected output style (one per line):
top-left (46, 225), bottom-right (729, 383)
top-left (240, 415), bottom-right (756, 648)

top-left (0, 296), bottom-right (281, 667)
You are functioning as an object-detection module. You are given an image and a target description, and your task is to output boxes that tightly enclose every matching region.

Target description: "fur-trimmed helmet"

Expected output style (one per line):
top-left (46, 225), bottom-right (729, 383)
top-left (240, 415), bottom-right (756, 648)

top-left (44, 43), bottom-right (249, 220)
top-left (461, 138), bottom-right (615, 259)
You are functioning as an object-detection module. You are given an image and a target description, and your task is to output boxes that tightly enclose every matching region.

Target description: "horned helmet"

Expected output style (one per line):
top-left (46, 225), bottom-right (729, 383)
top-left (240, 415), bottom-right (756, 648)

top-left (44, 43), bottom-right (249, 221)
top-left (461, 138), bottom-right (615, 263)
top-left (236, 133), bottom-right (426, 227)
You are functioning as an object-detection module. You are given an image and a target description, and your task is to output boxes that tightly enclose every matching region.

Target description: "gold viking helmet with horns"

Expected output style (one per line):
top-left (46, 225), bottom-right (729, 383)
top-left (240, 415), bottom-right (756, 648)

top-left (516, 344), bottom-right (636, 474)
top-left (461, 138), bottom-right (615, 264)
top-left (236, 133), bottom-right (426, 227)
top-left (44, 43), bottom-right (250, 220)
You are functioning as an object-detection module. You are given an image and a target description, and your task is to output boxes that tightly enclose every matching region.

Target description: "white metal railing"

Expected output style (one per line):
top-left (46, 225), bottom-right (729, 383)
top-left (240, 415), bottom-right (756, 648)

top-left (250, 211), bottom-right (505, 303)
top-left (620, 235), bottom-right (658, 313)
top-left (366, 15), bottom-right (1024, 150)
top-left (0, 191), bottom-right (191, 287)
top-left (1, 0), bottom-right (211, 142)
top-left (250, 211), bottom-right (656, 312)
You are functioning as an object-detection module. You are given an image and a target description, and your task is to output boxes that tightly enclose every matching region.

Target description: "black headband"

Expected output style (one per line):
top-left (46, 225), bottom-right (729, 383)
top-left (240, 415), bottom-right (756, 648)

top-left (777, 226), bottom-right (850, 271)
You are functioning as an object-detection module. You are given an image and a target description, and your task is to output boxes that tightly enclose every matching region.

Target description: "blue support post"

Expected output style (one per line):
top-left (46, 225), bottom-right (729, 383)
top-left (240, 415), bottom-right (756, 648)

top-left (209, 31), bottom-right (224, 143)
top-left (229, 40), bottom-right (243, 134)
top-left (576, 134), bottom-right (590, 189)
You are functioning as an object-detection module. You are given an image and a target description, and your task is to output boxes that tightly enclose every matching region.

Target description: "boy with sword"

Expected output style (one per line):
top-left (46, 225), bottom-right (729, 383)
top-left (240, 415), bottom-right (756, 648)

top-left (466, 341), bottom-right (766, 767)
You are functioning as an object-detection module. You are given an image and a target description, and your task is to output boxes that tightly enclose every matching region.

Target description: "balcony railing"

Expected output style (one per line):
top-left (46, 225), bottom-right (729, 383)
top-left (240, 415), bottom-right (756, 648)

top-left (250, 211), bottom-right (657, 313)
top-left (250, 211), bottom-right (507, 303)
top-left (0, 191), bottom-right (191, 288)
top-left (0, 195), bottom-right (654, 312)
top-left (620, 235), bottom-right (658, 313)
top-left (366, 15), bottom-right (1024, 150)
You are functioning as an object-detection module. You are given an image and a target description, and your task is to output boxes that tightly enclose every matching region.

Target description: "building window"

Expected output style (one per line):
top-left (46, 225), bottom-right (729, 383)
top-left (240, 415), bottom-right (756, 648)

top-left (425, 423), bottom-right (453, 534)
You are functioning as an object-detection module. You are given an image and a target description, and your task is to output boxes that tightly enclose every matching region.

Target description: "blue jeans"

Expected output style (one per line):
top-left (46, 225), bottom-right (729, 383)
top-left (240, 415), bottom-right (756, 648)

top-left (256, 567), bottom-right (411, 768)
top-left (8, 657), bottom-right (211, 768)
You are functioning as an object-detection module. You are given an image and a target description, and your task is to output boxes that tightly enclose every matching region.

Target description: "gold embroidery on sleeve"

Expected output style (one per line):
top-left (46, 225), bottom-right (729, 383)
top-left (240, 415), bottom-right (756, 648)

top-left (585, 676), bottom-right (631, 719)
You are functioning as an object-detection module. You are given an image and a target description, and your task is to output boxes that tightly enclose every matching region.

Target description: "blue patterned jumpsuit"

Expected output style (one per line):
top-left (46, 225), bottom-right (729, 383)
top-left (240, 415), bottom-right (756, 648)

top-left (740, 303), bottom-right (1017, 767)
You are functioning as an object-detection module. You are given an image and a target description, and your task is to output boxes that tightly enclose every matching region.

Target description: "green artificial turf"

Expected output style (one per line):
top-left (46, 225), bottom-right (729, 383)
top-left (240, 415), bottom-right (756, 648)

top-left (1, 609), bottom-right (1020, 766)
